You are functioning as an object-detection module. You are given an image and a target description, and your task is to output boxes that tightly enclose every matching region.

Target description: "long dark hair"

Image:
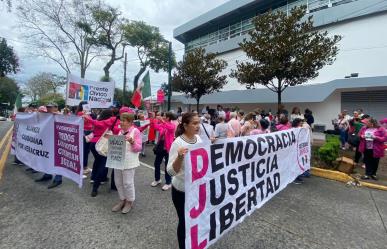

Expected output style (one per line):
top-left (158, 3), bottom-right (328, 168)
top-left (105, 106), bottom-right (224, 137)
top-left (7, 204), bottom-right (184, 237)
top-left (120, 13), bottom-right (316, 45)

top-left (98, 109), bottom-right (113, 121)
top-left (76, 101), bottom-right (88, 113)
top-left (175, 112), bottom-right (198, 137)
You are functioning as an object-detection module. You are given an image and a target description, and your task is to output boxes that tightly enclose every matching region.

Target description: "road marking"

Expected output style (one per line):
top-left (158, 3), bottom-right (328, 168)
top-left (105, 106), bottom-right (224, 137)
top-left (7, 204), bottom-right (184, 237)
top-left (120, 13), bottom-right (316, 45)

top-left (0, 125), bottom-right (13, 151)
top-left (140, 162), bottom-right (165, 175)
top-left (0, 132), bottom-right (12, 180)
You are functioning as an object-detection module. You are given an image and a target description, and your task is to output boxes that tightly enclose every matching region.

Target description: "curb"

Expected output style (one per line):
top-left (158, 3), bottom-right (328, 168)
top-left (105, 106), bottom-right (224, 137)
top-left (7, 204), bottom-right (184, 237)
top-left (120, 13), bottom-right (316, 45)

top-left (310, 167), bottom-right (387, 191)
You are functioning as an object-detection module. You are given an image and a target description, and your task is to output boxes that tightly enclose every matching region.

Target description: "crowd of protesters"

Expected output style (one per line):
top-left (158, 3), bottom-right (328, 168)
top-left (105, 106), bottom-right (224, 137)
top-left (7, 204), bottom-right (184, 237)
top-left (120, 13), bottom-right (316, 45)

top-left (331, 109), bottom-right (387, 180)
top-left (12, 102), bottom-right (387, 249)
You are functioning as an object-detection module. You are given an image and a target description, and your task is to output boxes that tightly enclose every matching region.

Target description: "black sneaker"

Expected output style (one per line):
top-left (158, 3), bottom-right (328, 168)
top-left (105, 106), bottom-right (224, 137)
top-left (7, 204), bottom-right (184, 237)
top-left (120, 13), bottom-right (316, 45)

top-left (48, 181), bottom-right (62, 189)
top-left (370, 175), bottom-right (378, 181)
top-left (35, 175), bottom-right (53, 182)
top-left (91, 191), bottom-right (98, 197)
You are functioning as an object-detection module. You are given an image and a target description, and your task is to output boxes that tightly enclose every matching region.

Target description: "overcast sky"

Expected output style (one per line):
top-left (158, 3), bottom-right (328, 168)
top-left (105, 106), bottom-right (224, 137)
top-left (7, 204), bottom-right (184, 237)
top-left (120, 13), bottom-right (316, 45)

top-left (0, 0), bottom-right (228, 94)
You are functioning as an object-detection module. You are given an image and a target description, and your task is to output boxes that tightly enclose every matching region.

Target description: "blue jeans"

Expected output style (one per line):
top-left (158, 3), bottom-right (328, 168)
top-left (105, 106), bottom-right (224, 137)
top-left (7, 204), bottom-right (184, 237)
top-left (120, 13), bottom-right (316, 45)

top-left (339, 128), bottom-right (347, 147)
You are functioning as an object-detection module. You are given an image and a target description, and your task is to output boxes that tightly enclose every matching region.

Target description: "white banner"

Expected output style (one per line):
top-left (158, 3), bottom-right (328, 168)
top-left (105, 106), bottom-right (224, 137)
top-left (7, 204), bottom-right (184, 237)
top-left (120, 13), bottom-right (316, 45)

top-left (66, 74), bottom-right (115, 108)
top-left (13, 112), bottom-right (84, 187)
top-left (106, 135), bottom-right (126, 170)
top-left (184, 128), bottom-right (311, 249)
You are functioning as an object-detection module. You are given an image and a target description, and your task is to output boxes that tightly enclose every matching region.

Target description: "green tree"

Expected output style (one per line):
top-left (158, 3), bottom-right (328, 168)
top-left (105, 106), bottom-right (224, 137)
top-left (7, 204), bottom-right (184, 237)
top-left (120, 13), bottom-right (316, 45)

top-left (230, 6), bottom-right (341, 111)
top-left (25, 72), bottom-right (66, 101)
top-left (86, 3), bottom-right (127, 80)
top-left (172, 48), bottom-right (227, 112)
top-left (17, 0), bottom-right (102, 78)
top-left (37, 93), bottom-right (65, 109)
top-left (0, 77), bottom-right (20, 108)
top-left (114, 88), bottom-right (133, 107)
top-left (0, 38), bottom-right (19, 77)
top-left (123, 21), bottom-right (174, 89)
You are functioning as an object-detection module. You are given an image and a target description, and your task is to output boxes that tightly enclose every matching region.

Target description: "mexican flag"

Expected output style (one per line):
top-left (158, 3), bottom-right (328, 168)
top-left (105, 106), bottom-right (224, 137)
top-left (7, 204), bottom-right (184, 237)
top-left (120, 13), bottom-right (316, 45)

top-left (131, 71), bottom-right (151, 108)
top-left (13, 93), bottom-right (22, 115)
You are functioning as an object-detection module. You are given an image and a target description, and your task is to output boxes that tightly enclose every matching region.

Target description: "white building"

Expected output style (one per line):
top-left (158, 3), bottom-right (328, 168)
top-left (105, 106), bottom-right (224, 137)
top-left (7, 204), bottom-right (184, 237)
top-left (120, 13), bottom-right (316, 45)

top-left (173, 0), bottom-right (387, 129)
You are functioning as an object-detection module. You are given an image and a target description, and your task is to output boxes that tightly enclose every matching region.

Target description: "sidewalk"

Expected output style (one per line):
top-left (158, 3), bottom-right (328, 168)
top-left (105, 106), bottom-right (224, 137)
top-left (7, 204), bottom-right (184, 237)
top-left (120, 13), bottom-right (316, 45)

top-left (312, 132), bottom-right (387, 187)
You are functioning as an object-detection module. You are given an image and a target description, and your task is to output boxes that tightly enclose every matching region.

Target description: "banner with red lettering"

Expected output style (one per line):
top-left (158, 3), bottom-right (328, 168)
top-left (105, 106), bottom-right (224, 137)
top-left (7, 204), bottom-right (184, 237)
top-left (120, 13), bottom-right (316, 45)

top-left (184, 128), bottom-right (310, 249)
top-left (13, 112), bottom-right (84, 187)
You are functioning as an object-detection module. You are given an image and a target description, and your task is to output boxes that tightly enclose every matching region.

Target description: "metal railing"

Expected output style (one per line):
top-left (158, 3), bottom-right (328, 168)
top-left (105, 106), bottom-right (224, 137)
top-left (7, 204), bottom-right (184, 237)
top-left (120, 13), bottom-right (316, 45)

top-left (186, 0), bottom-right (357, 52)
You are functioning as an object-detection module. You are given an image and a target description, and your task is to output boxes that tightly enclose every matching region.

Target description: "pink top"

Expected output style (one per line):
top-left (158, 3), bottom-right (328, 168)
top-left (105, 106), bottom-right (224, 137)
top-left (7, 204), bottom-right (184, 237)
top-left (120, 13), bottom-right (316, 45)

top-left (77, 112), bottom-right (93, 131)
top-left (359, 126), bottom-right (386, 158)
top-left (228, 118), bottom-right (241, 137)
top-left (87, 116), bottom-right (117, 143)
top-left (152, 119), bottom-right (177, 152)
top-left (276, 123), bottom-right (292, 131)
top-left (120, 126), bottom-right (142, 152)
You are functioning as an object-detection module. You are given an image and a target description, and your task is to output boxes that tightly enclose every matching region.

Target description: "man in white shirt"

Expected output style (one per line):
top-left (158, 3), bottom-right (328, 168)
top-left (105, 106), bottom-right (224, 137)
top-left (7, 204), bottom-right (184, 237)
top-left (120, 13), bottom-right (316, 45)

top-left (217, 105), bottom-right (226, 119)
top-left (199, 114), bottom-right (215, 142)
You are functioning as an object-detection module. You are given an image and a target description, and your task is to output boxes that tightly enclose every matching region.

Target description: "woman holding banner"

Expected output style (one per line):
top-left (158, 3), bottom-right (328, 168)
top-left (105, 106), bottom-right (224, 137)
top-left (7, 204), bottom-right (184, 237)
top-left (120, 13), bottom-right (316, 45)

top-left (167, 112), bottom-right (202, 249)
top-left (111, 113), bottom-right (142, 214)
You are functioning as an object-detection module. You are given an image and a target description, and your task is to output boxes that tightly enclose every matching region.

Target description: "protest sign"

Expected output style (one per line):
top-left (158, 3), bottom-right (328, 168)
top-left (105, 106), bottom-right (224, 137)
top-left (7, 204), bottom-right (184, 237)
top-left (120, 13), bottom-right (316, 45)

top-left (13, 112), bottom-right (84, 187)
top-left (66, 74), bottom-right (115, 108)
top-left (53, 114), bottom-right (84, 185)
top-left (106, 135), bottom-right (126, 170)
top-left (184, 128), bottom-right (311, 249)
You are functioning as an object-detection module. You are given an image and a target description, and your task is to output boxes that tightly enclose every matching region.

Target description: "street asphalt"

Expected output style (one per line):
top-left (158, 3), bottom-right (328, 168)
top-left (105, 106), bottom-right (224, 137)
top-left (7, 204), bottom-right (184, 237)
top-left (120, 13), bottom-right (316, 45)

top-left (1, 124), bottom-right (387, 249)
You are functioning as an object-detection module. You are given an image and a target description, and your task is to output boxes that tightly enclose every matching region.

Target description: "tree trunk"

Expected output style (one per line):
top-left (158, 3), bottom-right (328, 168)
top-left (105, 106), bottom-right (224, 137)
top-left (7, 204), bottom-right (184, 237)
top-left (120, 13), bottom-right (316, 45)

top-left (103, 51), bottom-right (116, 81)
top-left (133, 66), bottom-right (146, 90)
top-left (80, 65), bottom-right (86, 79)
top-left (196, 98), bottom-right (200, 113)
top-left (277, 90), bottom-right (282, 114)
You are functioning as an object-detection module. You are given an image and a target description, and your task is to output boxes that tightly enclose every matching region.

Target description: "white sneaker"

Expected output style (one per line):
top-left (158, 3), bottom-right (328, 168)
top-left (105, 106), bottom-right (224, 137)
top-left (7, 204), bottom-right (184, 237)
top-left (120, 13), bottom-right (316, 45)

top-left (162, 184), bottom-right (171, 191)
top-left (151, 180), bottom-right (161, 187)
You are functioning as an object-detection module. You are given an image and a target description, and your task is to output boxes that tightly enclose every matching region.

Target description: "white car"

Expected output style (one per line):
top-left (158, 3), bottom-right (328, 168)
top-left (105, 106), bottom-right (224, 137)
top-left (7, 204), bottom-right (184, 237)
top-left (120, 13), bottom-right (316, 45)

top-left (0, 116), bottom-right (7, 121)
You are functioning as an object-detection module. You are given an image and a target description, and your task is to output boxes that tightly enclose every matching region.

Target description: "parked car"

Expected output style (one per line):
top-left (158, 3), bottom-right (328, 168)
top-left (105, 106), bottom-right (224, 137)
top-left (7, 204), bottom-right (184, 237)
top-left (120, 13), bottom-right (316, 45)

top-left (0, 116), bottom-right (7, 121)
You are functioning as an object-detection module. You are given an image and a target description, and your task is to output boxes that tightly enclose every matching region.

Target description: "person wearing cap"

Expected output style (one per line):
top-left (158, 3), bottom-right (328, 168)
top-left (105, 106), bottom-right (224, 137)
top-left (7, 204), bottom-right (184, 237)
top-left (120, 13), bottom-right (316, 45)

top-left (199, 114), bottom-right (215, 143)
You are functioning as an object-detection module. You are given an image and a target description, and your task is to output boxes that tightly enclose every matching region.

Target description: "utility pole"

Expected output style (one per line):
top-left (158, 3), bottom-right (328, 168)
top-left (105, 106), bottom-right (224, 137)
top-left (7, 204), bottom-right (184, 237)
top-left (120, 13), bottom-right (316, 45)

top-left (123, 52), bottom-right (127, 106)
top-left (167, 41), bottom-right (172, 111)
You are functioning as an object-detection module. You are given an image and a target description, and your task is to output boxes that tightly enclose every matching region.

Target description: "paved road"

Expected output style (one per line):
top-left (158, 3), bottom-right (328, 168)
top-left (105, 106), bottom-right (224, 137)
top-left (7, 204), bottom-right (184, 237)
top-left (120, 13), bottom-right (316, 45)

top-left (1, 142), bottom-right (387, 249)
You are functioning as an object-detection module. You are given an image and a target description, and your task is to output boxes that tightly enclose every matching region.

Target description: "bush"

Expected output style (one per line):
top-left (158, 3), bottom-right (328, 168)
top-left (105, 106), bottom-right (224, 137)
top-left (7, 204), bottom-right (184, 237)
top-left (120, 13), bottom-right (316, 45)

top-left (318, 135), bottom-right (340, 166)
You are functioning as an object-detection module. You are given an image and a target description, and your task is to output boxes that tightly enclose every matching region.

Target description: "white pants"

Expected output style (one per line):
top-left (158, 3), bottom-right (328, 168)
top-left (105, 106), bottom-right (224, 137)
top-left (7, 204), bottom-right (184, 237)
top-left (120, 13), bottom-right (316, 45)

top-left (114, 168), bottom-right (136, 201)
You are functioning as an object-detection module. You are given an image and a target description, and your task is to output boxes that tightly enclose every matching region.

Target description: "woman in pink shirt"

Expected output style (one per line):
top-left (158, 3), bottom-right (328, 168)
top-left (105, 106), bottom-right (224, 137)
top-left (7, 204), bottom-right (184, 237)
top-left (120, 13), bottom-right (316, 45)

top-left (276, 115), bottom-right (292, 131)
top-left (111, 113), bottom-right (142, 214)
top-left (84, 109), bottom-right (118, 197)
top-left (359, 118), bottom-right (386, 180)
top-left (150, 112), bottom-right (177, 190)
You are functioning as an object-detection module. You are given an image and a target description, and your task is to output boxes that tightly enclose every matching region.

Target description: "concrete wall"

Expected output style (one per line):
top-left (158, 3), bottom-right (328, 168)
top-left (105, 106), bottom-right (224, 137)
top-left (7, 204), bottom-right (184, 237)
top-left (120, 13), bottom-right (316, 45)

top-left (216, 12), bottom-right (387, 90)
top-left (170, 91), bottom-right (342, 130)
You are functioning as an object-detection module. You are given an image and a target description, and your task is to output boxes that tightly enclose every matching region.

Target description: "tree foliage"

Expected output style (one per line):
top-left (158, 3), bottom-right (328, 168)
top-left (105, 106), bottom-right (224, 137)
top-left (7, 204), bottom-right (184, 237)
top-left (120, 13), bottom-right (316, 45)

top-left (123, 21), bottom-right (174, 89)
top-left (0, 76), bottom-right (19, 107)
top-left (25, 72), bottom-right (66, 101)
top-left (37, 93), bottom-right (65, 109)
top-left (0, 38), bottom-right (19, 77)
top-left (0, 0), bottom-right (12, 12)
top-left (17, 0), bottom-right (102, 78)
top-left (114, 88), bottom-right (133, 107)
top-left (230, 6), bottom-right (341, 109)
top-left (172, 48), bottom-right (227, 112)
top-left (86, 3), bottom-right (127, 80)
